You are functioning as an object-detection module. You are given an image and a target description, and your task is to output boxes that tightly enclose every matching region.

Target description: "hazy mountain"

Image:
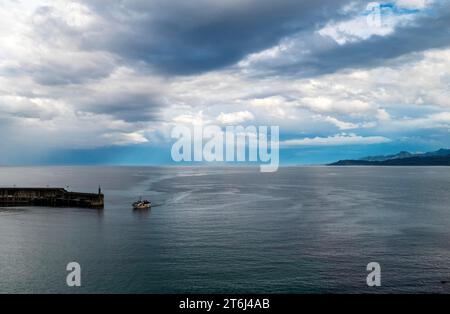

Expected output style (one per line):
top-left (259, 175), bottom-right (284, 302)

top-left (359, 151), bottom-right (416, 162)
top-left (329, 149), bottom-right (450, 166)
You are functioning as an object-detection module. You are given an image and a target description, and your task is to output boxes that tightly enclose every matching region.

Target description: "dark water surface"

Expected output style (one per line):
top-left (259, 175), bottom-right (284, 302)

top-left (0, 166), bottom-right (450, 293)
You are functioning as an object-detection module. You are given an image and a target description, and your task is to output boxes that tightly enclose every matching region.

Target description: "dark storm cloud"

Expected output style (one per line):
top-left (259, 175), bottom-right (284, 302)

top-left (313, 5), bottom-right (450, 75)
top-left (79, 92), bottom-right (164, 122)
top-left (80, 0), bottom-right (354, 75)
top-left (18, 1), bottom-right (450, 84)
top-left (246, 1), bottom-right (450, 77)
top-left (30, 59), bottom-right (116, 86)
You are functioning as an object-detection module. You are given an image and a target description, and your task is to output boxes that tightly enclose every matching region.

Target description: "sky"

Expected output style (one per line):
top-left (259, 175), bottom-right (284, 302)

top-left (1, 0), bottom-right (450, 165)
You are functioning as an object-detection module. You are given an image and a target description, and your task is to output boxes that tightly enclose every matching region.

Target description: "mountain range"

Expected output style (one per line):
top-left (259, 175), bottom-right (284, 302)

top-left (329, 149), bottom-right (450, 166)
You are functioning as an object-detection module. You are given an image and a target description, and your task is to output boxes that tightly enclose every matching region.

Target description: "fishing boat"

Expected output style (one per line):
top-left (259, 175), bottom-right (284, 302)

top-left (132, 198), bottom-right (151, 209)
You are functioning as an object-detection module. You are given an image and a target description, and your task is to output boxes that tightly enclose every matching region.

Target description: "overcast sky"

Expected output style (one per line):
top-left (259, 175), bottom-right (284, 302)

top-left (1, 0), bottom-right (450, 165)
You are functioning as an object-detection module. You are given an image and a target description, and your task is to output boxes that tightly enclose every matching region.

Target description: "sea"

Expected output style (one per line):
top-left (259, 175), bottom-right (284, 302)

top-left (0, 166), bottom-right (450, 293)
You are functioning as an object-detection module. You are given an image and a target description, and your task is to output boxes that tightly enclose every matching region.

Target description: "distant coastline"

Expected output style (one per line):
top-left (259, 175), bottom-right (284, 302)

top-left (329, 149), bottom-right (450, 166)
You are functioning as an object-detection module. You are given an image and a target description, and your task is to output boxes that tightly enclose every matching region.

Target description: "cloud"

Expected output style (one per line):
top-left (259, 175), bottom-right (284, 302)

top-left (239, 1), bottom-right (450, 77)
top-left (27, 51), bottom-right (117, 86)
top-left (0, 2), bottom-right (117, 86)
top-left (1, 0), bottom-right (450, 164)
top-left (0, 95), bottom-right (66, 120)
top-left (324, 116), bottom-right (375, 130)
top-left (384, 111), bottom-right (450, 131)
top-left (249, 96), bottom-right (290, 118)
top-left (396, 0), bottom-right (433, 9)
top-left (79, 0), bottom-right (353, 74)
top-left (101, 132), bottom-right (148, 146)
top-left (173, 111), bottom-right (209, 126)
top-left (312, 8), bottom-right (450, 74)
top-left (79, 92), bottom-right (163, 123)
top-left (281, 133), bottom-right (392, 147)
top-left (300, 97), bottom-right (374, 115)
top-left (217, 111), bottom-right (255, 124)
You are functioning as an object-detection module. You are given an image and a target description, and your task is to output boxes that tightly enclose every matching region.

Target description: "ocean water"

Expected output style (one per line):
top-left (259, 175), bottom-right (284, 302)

top-left (0, 166), bottom-right (450, 293)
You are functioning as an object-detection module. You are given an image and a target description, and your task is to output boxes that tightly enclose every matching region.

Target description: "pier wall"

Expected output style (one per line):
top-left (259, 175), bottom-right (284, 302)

top-left (0, 188), bottom-right (104, 209)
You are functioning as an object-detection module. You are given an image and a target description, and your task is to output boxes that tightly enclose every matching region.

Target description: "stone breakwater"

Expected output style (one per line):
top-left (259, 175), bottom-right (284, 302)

top-left (0, 187), bottom-right (104, 209)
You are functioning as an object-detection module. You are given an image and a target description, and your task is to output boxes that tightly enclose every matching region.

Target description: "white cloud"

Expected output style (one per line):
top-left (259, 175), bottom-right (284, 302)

top-left (324, 116), bottom-right (376, 130)
top-left (249, 96), bottom-right (290, 118)
top-left (385, 111), bottom-right (450, 131)
top-left (173, 111), bottom-right (209, 126)
top-left (318, 1), bottom-right (431, 45)
top-left (300, 97), bottom-right (374, 116)
top-left (217, 111), bottom-right (255, 124)
top-left (165, 46), bottom-right (450, 142)
top-left (430, 112), bottom-right (450, 122)
top-left (101, 132), bottom-right (148, 146)
top-left (318, 15), bottom-right (395, 45)
top-left (396, 0), bottom-right (433, 9)
top-left (281, 133), bottom-right (391, 147)
top-left (238, 42), bottom-right (293, 67)
top-left (376, 109), bottom-right (391, 121)
top-left (325, 116), bottom-right (358, 129)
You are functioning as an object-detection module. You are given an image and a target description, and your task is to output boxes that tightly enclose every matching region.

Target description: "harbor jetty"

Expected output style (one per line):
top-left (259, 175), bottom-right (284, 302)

top-left (0, 187), bottom-right (104, 209)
